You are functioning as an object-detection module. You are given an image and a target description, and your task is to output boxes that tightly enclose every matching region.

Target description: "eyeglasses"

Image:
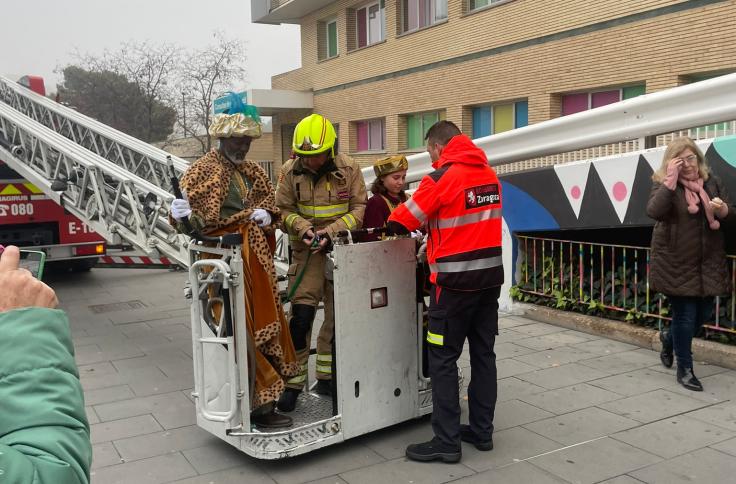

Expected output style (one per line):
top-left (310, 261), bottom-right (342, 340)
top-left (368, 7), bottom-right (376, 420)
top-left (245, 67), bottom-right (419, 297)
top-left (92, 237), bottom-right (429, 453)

top-left (681, 155), bottom-right (698, 163)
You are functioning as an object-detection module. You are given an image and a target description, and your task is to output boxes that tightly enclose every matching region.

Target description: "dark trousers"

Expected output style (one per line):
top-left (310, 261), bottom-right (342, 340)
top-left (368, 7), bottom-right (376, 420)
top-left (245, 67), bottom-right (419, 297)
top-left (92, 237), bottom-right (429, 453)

top-left (665, 296), bottom-right (713, 369)
top-left (427, 285), bottom-right (500, 448)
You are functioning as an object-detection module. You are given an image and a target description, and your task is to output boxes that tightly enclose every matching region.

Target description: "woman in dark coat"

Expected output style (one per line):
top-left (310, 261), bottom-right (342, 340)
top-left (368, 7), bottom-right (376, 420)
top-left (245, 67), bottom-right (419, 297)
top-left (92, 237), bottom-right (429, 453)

top-left (647, 136), bottom-right (734, 391)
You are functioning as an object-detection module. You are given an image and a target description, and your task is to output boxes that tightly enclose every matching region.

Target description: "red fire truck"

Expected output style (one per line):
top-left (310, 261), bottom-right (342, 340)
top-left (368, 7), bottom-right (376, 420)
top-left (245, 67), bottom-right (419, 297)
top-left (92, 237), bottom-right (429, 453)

top-left (0, 76), bottom-right (105, 272)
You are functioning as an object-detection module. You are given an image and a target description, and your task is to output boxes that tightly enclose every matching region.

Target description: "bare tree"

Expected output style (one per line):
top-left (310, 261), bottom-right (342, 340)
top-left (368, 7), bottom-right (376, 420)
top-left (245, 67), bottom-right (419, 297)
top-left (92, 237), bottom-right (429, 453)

top-left (177, 32), bottom-right (247, 155)
top-left (73, 41), bottom-right (180, 142)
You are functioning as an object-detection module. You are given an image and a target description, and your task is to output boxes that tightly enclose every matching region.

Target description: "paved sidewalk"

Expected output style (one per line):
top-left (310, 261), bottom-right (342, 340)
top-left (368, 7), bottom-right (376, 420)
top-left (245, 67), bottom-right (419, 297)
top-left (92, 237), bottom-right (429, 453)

top-left (52, 268), bottom-right (736, 484)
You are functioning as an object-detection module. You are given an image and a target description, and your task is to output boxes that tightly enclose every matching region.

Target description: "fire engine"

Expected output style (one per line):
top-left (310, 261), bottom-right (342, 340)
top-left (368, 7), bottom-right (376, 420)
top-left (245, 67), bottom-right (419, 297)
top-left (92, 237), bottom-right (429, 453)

top-left (0, 76), bottom-right (105, 272)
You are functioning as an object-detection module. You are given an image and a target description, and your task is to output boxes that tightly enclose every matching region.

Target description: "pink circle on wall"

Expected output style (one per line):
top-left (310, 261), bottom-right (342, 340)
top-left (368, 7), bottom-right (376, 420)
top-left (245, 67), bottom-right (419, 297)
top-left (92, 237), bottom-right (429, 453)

top-left (613, 182), bottom-right (627, 201)
top-left (570, 186), bottom-right (581, 199)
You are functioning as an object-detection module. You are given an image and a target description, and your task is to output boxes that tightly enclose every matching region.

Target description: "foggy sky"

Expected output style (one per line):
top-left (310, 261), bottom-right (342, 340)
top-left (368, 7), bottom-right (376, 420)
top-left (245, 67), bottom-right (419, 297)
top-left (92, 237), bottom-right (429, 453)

top-left (0, 0), bottom-right (301, 92)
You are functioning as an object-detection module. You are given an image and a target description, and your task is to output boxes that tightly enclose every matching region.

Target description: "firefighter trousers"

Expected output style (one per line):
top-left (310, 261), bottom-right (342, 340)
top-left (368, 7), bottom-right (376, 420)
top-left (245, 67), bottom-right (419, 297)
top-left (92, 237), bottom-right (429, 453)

top-left (286, 247), bottom-right (335, 390)
top-left (426, 285), bottom-right (500, 448)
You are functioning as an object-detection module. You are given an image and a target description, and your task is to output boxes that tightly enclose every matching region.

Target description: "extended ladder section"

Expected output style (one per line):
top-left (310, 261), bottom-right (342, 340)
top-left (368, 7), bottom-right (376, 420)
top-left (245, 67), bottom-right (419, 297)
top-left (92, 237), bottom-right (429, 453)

top-left (0, 77), bottom-right (190, 265)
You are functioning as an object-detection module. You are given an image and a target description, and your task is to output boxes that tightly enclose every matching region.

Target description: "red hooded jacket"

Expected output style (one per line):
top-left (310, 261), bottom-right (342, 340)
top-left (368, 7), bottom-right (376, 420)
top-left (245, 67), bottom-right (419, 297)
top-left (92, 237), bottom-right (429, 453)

top-left (388, 134), bottom-right (503, 290)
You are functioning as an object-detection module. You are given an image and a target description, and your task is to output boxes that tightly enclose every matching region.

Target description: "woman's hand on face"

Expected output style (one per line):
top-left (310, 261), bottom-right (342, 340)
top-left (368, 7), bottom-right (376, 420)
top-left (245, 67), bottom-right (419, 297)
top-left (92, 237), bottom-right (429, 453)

top-left (666, 157), bottom-right (684, 176)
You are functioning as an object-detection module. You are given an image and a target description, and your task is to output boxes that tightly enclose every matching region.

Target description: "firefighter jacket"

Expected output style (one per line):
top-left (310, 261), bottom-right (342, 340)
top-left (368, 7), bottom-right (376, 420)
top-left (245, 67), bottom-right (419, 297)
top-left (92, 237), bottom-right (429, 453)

top-left (276, 153), bottom-right (367, 245)
top-left (388, 134), bottom-right (503, 290)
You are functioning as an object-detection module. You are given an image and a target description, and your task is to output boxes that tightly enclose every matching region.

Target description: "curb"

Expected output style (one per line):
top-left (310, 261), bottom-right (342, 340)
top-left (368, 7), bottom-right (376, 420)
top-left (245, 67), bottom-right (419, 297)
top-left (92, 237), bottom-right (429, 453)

top-left (515, 303), bottom-right (736, 370)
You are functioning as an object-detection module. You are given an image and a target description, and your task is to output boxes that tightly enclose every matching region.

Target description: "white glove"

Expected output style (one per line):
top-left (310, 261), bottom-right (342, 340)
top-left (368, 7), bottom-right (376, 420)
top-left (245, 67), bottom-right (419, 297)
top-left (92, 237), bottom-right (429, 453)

top-left (170, 197), bottom-right (192, 221)
top-left (250, 208), bottom-right (272, 227)
top-left (417, 241), bottom-right (427, 263)
top-left (411, 229), bottom-right (424, 239)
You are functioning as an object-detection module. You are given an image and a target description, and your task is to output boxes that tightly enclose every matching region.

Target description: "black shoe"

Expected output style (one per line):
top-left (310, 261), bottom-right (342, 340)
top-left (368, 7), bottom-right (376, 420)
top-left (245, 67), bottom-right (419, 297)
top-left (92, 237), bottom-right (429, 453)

top-left (677, 366), bottom-right (703, 392)
top-left (312, 379), bottom-right (332, 396)
top-left (276, 388), bottom-right (301, 412)
top-left (251, 410), bottom-right (292, 429)
top-left (406, 438), bottom-right (461, 463)
top-left (659, 330), bottom-right (673, 368)
top-left (460, 424), bottom-right (493, 451)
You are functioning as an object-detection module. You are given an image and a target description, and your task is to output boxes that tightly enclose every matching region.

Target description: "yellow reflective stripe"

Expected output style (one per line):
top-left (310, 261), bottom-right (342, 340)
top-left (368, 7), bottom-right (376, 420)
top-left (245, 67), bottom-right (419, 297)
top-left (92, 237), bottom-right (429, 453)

top-left (289, 234), bottom-right (301, 241)
top-left (297, 202), bottom-right (349, 218)
top-left (284, 213), bottom-right (300, 229)
top-left (287, 374), bottom-right (307, 384)
top-left (316, 364), bottom-right (333, 374)
top-left (340, 213), bottom-right (357, 229)
top-left (316, 354), bottom-right (333, 363)
top-left (426, 331), bottom-right (444, 346)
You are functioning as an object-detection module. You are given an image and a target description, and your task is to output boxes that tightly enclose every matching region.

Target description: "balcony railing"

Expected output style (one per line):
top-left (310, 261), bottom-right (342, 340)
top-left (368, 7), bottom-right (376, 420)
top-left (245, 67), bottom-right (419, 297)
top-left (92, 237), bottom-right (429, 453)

top-left (514, 235), bottom-right (736, 337)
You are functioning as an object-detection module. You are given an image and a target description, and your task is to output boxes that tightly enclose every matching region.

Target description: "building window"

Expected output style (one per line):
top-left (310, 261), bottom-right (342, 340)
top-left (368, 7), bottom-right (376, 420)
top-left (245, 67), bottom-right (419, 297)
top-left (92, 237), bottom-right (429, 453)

top-left (468, 0), bottom-right (510, 11)
top-left (318, 18), bottom-right (339, 60)
top-left (401, 0), bottom-right (447, 34)
top-left (561, 84), bottom-right (645, 116)
top-left (355, 118), bottom-right (385, 151)
top-left (405, 111), bottom-right (442, 150)
top-left (356, 1), bottom-right (385, 49)
top-left (472, 100), bottom-right (528, 139)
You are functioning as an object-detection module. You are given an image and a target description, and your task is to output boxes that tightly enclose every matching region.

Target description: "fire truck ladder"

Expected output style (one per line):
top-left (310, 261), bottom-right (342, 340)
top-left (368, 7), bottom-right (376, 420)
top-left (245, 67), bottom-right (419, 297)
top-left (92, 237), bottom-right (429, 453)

top-left (0, 77), bottom-right (190, 265)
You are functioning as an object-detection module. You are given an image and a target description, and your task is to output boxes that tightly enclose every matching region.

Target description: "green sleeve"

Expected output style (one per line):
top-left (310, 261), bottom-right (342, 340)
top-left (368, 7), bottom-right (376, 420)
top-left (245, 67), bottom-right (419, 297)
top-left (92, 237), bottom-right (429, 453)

top-left (0, 308), bottom-right (91, 484)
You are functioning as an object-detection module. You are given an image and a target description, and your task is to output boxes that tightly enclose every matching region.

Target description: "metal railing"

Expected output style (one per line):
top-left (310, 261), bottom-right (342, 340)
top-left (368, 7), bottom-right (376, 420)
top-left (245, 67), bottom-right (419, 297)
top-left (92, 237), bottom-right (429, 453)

top-left (515, 235), bottom-right (736, 336)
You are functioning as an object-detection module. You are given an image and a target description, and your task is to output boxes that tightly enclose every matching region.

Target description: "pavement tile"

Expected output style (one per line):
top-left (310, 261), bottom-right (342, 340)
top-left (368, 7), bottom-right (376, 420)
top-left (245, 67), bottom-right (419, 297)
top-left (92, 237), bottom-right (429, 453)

top-left (529, 437), bottom-right (661, 484)
top-left (497, 377), bottom-right (547, 403)
top-left (649, 360), bottom-right (729, 379)
top-left (127, 372), bottom-right (194, 397)
top-left (512, 322), bottom-right (567, 337)
top-left (305, 477), bottom-right (348, 484)
top-left (519, 383), bottom-right (623, 415)
top-left (711, 436), bottom-right (736, 457)
top-left (171, 465), bottom-right (276, 483)
top-left (515, 346), bottom-right (596, 369)
top-left (517, 363), bottom-right (611, 390)
top-left (611, 415), bottom-right (734, 459)
top-left (461, 426), bottom-right (561, 473)
top-left (92, 442), bottom-right (123, 469)
top-left (86, 406), bottom-right (100, 425)
top-left (630, 447), bottom-right (736, 484)
top-left (494, 342), bottom-right (539, 360)
top-left (78, 361), bottom-right (118, 377)
top-left (588, 368), bottom-right (676, 396)
top-left (76, 343), bottom-right (146, 365)
top-left (339, 457), bottom-right (474, 484)
top-left (90, 452), bottom-right (197, 484)
top-left (598, 389), bottom-right (713, 423)
top-left (496, 358), bottom-right (540, 378)
top-left (111, 350), bottom-right (191, 373)
top-left (494, 328), bottom-right (525, 344)
top-left (181, 442), bottom-right (250, 475)
top-left (357, 418), bottom-right (434, 460)
top-left (498, 316), bottom-right (534, 329)
top-left (494, 399), bottom-right (555, 431)
top-left (451, 461), bottom-right (568, 483)
top-left (81, 366), bottom-right (168, 392)
top-left (257, 441), bottom-right (385, 484)
top-left (113, 425), bottom-right (216, 462)
top-left (578, 350), bottom-right (658, 374)
top-left (686, 400), bottom-right (736, 432)
top-left (514, 331), bottom-right (595, 350)
top-left (84, 384), bottom-right (136, 405)
top-left (598, 477), bottom-right (647, 484)
top-left (523, 407), bottom-right (640, 445)
top-left (93, 391), bottom-right (193, 424)
top-left (572, 338), bottom-right (639, 355)
top-left (91, 414), bottom-right (162, 444)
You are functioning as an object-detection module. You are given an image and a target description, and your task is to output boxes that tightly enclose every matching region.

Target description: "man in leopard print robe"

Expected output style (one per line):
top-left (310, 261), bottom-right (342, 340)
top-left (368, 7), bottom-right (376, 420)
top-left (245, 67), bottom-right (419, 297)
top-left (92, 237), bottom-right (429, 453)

top-left (170, 100), bottom-right (298, 429)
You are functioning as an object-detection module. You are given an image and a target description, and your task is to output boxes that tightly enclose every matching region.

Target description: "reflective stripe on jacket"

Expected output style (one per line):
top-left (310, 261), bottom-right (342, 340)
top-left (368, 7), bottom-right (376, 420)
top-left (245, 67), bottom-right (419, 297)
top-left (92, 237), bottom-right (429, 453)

top-left (389, 134), bottom-right (504, 290)
top-left (276, 153), bottom-right (367, 244)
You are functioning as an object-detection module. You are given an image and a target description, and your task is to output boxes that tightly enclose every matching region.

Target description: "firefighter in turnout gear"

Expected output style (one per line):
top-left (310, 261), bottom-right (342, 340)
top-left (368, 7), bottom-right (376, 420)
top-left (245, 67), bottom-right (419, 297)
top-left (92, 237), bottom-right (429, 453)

top-left (275, 114), bottom-right (367, 412)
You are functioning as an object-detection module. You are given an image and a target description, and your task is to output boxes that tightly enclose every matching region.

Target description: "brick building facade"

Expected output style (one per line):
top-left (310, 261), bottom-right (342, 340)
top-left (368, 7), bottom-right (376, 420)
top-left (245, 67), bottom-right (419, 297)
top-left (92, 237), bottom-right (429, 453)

top-left (253, 0), bottom-right (736, 172)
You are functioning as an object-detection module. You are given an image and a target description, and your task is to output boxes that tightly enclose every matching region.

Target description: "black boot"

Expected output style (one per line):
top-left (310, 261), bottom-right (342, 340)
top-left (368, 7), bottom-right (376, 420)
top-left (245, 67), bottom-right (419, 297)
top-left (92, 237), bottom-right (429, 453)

top-left (312, 379), bottom-right (332, 396)
top-left (460, 424), bottom-right (493, 451)
top-left (277, 388), bottom-right (301, 412)
top-left (677, 366), bottom-right (703, 392)
top-left (251, 410), bottom-right (292, 429)
top-left (659, 329), bottom-right (673, 368)
top-left (406, 438), bottom-right (461, 463)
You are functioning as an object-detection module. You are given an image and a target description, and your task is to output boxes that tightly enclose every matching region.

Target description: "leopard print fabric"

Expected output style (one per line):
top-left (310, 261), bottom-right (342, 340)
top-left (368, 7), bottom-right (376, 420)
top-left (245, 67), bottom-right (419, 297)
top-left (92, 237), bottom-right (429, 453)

top-left (180, 149), bottom-right (280, 234)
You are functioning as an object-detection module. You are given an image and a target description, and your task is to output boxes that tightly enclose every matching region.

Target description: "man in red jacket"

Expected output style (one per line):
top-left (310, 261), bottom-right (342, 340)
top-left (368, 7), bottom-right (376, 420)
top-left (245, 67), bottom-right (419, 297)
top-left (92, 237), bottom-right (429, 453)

top-left (387, 121), bottom-right (503, 463)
